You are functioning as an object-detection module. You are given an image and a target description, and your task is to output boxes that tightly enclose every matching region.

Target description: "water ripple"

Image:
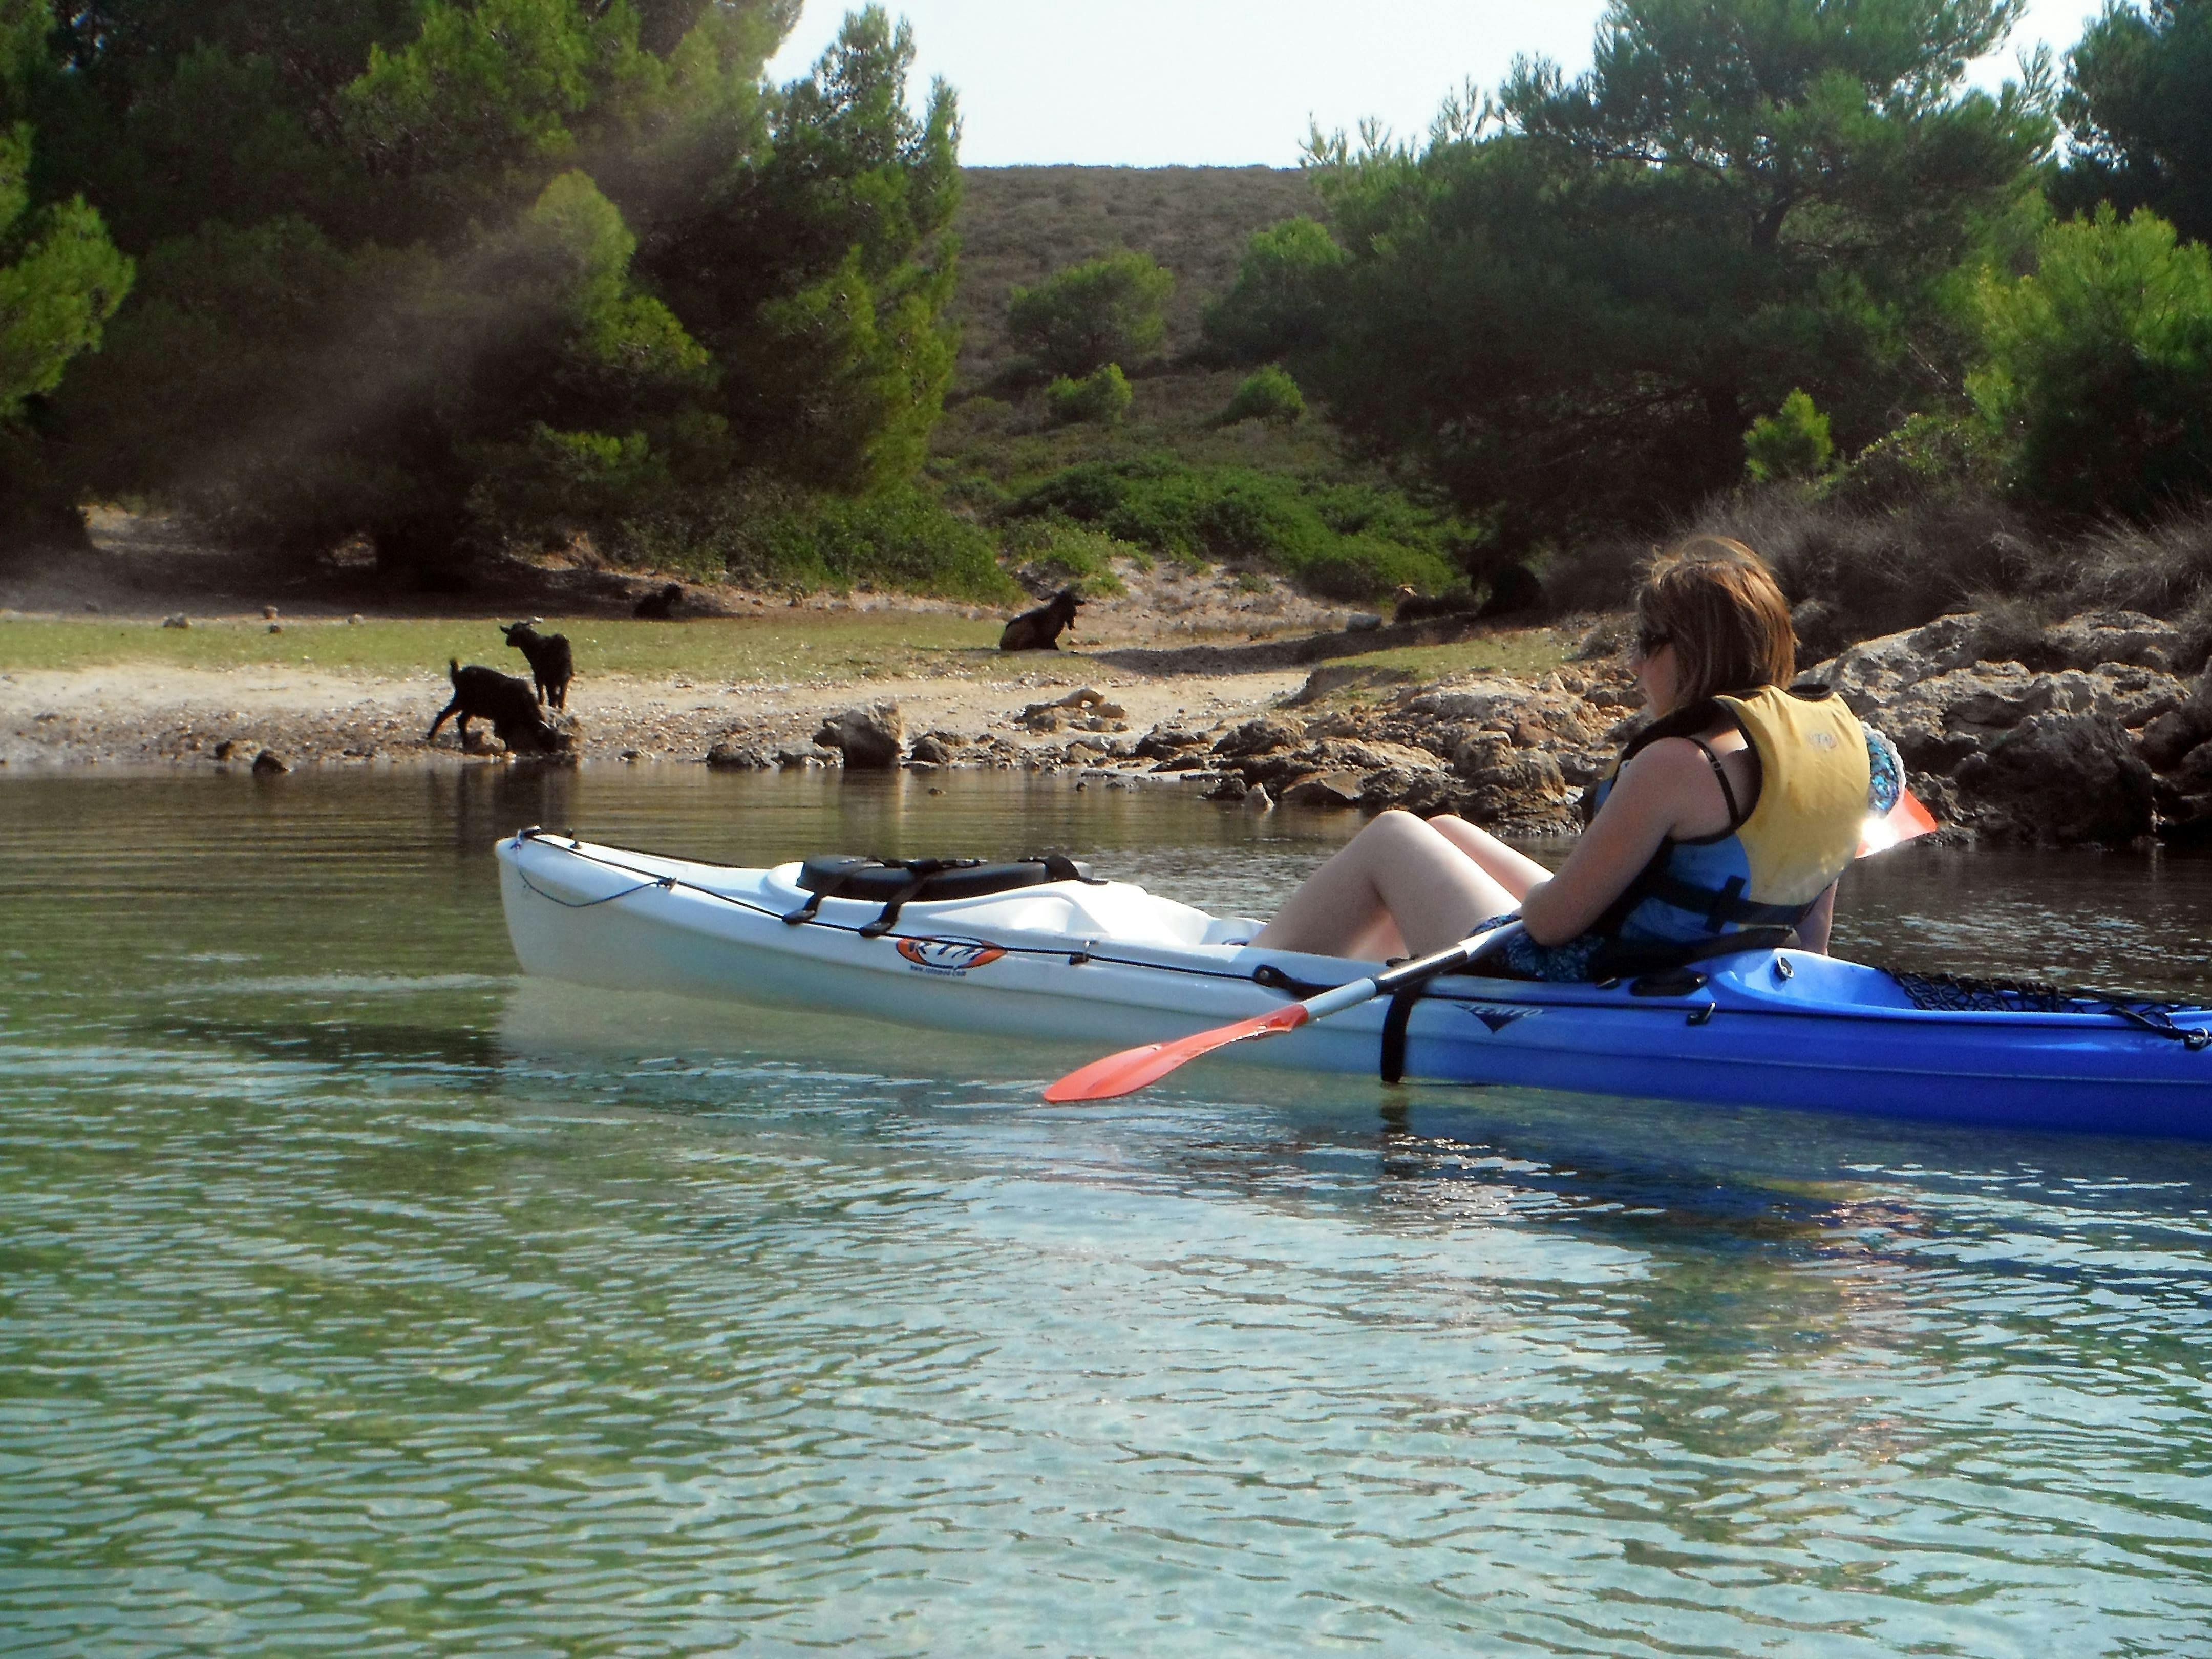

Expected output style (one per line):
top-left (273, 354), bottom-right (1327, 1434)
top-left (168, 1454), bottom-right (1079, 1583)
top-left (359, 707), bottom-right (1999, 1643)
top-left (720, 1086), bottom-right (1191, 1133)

top-left (5, 771), bottom-right (2212, 1654)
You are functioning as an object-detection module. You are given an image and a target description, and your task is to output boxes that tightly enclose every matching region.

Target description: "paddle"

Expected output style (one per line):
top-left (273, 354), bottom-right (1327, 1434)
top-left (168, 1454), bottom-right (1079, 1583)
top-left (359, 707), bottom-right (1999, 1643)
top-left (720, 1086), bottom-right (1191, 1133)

top-left (1043, 923), bottom-right (1525, 1104)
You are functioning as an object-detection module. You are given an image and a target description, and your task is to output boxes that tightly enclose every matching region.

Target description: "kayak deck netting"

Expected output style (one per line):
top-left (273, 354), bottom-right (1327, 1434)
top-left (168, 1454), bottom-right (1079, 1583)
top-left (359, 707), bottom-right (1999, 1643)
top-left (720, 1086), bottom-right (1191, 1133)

top-left (496, 831), bottom-right (2212, 1139)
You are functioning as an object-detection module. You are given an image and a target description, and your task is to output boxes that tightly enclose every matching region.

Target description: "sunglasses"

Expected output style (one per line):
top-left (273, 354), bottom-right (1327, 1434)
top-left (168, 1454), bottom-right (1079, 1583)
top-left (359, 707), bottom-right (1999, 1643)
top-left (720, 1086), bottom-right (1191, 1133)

top-left (1632, 625), bottom-right (1671, 658)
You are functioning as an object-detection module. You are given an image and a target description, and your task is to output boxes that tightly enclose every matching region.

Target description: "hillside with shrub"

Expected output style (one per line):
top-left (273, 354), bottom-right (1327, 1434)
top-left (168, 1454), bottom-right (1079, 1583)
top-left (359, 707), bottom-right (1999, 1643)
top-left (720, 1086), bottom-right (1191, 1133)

top-left (7, 0), bottom-right (2212, 650)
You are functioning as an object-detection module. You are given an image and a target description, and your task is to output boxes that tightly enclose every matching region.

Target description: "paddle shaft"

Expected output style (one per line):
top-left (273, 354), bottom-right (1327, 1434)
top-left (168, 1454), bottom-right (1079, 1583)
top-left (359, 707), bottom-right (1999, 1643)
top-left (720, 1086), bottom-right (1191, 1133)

top-left (1039, 924), bottom-right (1525, 1102)
top-left (1303, 926), bottom-right (1521, 1021)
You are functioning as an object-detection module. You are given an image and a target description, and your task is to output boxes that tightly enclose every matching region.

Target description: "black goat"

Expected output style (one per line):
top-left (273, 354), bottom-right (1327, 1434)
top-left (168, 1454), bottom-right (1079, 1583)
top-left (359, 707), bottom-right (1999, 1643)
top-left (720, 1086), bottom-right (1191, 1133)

top-left (427, 661), bottom-right (572, 754)
top-left (999, 586), bottom-right (1083, 651)
top-left (501, 620), bottom-right (572, 709)
top-left (1392, 585), bottom-right (1482, 625)
top-left (633, 582), bottom-right (683, 620)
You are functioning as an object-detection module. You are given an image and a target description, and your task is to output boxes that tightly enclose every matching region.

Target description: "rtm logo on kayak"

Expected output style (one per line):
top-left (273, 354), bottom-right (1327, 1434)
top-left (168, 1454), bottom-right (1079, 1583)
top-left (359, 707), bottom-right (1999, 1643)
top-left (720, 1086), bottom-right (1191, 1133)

top-left (896, 937), bottom-right (1008, 976)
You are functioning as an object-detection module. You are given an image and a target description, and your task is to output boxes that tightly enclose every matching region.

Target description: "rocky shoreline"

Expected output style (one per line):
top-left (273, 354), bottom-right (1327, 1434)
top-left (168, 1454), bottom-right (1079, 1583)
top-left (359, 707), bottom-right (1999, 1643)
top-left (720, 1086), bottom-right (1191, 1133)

top-left (767, 607), bottom-right (2212, 847)
top-left (9, 606), bottom-right (2209, 847)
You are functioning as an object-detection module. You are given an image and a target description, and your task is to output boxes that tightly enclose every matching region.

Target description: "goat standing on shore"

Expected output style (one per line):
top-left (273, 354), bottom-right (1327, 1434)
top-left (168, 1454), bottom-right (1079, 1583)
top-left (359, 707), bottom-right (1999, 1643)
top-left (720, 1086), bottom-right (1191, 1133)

top-left (501, 620), bottom-right (572, 709)
top-left (428, 662), bottom-right (572, 754)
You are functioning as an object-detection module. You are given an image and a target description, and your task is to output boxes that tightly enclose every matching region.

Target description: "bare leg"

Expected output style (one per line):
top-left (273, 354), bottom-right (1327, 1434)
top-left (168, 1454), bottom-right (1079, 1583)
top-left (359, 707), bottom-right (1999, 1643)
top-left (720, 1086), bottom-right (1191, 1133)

top-left (1253, 810), bottom-right (1518, 959)
top-left (1425, 816), bottom-right (1554, 901)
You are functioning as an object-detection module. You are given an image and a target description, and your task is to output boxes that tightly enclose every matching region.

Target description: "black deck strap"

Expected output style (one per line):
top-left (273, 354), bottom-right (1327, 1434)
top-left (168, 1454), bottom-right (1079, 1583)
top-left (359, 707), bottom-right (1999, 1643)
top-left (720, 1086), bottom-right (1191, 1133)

top-left (858, 858), bottom-right (959, 938)
top-left (785, 859), bottom-right (871, 926)
top-left (1251, 962), bottom-right (1341, 999)
top-left (1032, 852), bottom-right (1108, 886)
top-left (2108, 1002), bottom-right (2212, 1050)
top-left (1380, 984), bottom-right (1425, 1084)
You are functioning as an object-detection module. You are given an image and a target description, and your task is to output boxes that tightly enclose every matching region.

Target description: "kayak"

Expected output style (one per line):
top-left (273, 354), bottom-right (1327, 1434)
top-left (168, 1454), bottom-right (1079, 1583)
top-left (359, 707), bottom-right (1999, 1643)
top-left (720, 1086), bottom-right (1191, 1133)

top-left (495, 830), bottom-right (2212, 1139)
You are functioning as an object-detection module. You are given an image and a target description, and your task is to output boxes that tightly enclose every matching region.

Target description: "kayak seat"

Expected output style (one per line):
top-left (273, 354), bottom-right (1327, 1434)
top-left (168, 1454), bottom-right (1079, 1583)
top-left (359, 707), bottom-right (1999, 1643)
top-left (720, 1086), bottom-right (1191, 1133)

top-left (789, 854), bottom-right (1100, 938)
top-left (796, 854), bottom-right (1096, 903)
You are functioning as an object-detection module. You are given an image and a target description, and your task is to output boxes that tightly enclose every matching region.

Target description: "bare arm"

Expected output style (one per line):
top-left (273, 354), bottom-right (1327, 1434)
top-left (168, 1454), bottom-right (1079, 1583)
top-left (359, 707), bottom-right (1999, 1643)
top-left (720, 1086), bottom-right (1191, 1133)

top-left (1517, 740), bottom-right (1734, 946)
top-left (1796, 883), bottom-right (1837, 955)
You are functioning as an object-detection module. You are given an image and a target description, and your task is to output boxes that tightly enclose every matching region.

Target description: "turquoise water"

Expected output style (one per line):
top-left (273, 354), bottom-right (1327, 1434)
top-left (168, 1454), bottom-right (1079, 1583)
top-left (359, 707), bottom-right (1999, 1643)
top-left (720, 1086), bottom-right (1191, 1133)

top-left (6, 768), bottom-right (2212, 1656)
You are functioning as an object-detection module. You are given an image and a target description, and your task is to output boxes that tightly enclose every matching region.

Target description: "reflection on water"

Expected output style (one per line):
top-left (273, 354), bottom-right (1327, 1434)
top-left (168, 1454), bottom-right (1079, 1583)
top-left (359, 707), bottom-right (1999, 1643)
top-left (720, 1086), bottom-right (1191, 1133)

top-left (4, 767), bottom-right (2212, 1656)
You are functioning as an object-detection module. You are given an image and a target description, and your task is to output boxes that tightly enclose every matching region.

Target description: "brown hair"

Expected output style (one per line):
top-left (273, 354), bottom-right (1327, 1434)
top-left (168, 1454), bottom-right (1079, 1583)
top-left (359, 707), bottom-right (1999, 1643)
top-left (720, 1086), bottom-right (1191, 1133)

top-left (1634, 536), bottom-right (1795, 704)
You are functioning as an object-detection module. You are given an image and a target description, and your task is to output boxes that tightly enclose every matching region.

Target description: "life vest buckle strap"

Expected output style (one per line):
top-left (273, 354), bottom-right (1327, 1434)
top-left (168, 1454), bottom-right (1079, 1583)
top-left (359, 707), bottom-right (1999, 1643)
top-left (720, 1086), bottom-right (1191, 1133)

top-left (1636, 871), bottom-right (1810, 931)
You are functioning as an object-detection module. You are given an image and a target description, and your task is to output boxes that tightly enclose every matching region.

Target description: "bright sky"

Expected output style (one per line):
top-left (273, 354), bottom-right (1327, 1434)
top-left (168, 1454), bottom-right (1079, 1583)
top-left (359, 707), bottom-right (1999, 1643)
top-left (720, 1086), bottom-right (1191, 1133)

top-left (764, 0), bottom-right (2109, 167)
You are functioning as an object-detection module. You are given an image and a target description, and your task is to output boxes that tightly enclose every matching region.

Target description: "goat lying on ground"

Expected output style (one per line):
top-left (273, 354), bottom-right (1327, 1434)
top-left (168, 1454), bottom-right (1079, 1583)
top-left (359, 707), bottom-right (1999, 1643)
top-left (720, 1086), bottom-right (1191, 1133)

top-left (1391, 585), bottom-right (1482, 625)
top-left (427, 661), bottom-right (572, 754)
top-left (501, 620), bottom-right (573, 709)
top-left (633, 583), bottom-right (684, 620)
top-left (998, 586), bottom-right (1083, 651)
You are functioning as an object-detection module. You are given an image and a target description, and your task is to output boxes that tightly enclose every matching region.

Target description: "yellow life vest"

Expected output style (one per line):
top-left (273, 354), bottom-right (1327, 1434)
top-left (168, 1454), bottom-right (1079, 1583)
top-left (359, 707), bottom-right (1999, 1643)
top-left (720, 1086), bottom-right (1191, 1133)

top-left (1714, 684), bottom-right (1870, 909)
top-left (1589, 684), bottom-right (1869, 942)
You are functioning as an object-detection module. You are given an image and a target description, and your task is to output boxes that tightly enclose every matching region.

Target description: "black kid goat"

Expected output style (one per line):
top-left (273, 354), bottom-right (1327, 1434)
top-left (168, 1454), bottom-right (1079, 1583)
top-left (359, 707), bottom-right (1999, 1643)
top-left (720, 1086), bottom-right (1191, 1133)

top-left (427, 661), bottom-right (572, 754)
top-left (998, 586), bottom-right (1083, 651)
top-left (501, 620), bottom-right (573, 709)
top-left (633, 583), bottom-right (683, 620)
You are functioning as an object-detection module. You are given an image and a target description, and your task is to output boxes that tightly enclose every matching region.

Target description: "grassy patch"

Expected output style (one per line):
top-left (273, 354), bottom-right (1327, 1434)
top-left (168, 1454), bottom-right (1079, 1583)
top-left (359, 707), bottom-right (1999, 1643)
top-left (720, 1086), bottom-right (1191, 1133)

top-left (0, 613), bottom-right (1015, 685)
top-left (1324, 627), bottom-right (1582, 684)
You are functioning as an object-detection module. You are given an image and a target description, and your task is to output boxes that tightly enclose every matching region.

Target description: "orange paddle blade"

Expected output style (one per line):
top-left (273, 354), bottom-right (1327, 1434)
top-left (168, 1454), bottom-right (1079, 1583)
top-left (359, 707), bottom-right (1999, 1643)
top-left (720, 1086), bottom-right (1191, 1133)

top-left (1857, 788), bottom-right (1939, 857)
top-left (1044, 1003), bottom-right (1311, 1103)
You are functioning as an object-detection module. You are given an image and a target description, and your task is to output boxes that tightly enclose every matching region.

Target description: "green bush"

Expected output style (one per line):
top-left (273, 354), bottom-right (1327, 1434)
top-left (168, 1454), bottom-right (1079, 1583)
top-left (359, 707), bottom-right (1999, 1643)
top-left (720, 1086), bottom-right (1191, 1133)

top-left (999, 516), bottom-right (1139, 595)
top-left (1202, 216), bottom-right (1346, 364)
top-left (1831, 411), bottom-right (2001, 506)
top-left (1044, 362), bottom-right (1133, 426)
top-left (1969, 206), bottom-right (2212, 519)
top-left (1005, 250), bottom-right (1173, 379)
top-left (1216, 364), bottom-right (1305, 427)
top-left (1743, 390), bottom-right (1833, 484)
top-left (618, 484), bottom-right (1018, 603)
top-left (1007, 457), bottom-right (1461, 599)
top-left (467, 423), bottom-right (670, 547)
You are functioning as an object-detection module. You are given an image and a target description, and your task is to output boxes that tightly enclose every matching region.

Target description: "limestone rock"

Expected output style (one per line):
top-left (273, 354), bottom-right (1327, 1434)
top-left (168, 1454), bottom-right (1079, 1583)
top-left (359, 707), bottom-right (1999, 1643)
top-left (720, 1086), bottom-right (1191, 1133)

top-left (1133, 724), bottom-right (1205, 760)
top-left (706, 740), bottom-right (773, 770)
top-left (907, 735), bottom-right (952, 765)
top-left (1213, 716), bottom-right (1305, 758)
top-left (813, 701), bottom-right (903, 770)
top-left (2142, 692), bottom-right (2212, 773)
top-left (2044, 609), bottom-right (2179, 672)
top-left (1953, 711), bottom-right (2155, 845)
top-left (1813, 614), bottom-right (1984, 713)
top-left (1280, 770), bottom-right (1367, 809)
top-left (1400, 678), bottom-right (1530, 726)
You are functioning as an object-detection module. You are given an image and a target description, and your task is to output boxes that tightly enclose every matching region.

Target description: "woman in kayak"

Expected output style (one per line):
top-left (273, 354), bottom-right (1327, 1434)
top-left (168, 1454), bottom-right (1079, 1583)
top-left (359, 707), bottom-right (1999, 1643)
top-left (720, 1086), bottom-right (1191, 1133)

top-left (1254, 537), bottom-right (1902, 974)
